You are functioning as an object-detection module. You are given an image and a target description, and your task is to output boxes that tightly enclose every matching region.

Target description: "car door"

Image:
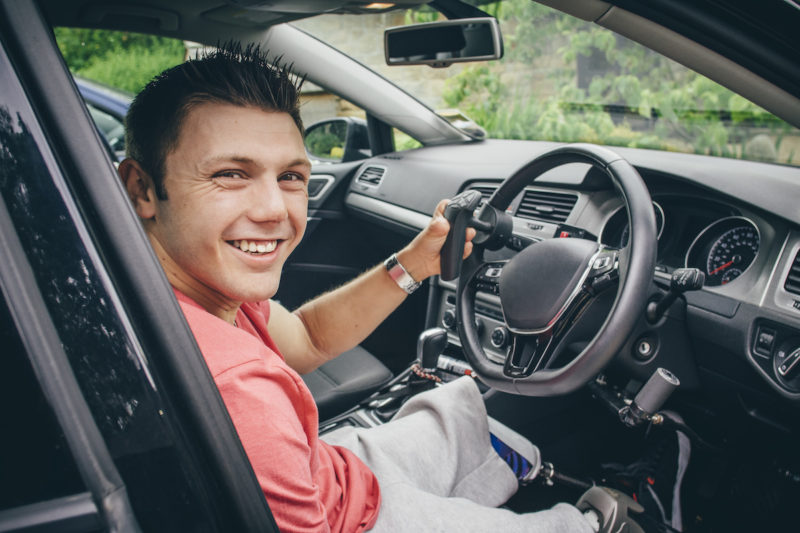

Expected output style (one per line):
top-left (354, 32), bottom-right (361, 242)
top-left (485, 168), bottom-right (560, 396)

top-left (0, 1), bottom-right (280, 530)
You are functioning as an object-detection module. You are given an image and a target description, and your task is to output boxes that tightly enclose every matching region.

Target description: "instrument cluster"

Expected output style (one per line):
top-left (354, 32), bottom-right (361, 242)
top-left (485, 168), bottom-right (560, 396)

top-left (600, 196), bottom-right (760, 286)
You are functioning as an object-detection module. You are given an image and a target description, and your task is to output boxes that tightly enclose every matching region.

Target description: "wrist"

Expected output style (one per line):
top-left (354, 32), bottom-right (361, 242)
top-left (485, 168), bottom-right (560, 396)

top-left (395, 248), bottom-right (429, 283)
top-left (385, 252), bottom-right (423, 294)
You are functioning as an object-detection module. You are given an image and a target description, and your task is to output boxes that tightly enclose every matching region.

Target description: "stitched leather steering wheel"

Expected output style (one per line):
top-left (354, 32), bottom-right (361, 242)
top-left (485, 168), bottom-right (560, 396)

top-left (442, 144), bottom-right (657, 396)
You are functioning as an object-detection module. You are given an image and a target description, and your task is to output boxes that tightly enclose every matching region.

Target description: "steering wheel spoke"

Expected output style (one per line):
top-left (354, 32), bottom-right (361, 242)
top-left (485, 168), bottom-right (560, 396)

top-left (504, 331), bottom-right (553, 377)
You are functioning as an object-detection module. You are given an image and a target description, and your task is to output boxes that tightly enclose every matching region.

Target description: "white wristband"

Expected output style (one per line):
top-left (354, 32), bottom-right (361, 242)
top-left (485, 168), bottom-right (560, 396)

top-left (384, 253), bottom-right (421, 294)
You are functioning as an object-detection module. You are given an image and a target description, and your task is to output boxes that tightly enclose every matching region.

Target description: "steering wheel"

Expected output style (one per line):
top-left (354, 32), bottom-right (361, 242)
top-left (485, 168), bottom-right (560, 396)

top-left (441, 144), bottom-right (657, 396)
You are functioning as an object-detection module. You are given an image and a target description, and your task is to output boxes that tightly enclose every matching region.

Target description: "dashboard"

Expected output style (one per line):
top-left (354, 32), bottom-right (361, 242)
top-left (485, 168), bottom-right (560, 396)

top-left (344, 139), bottom-right (800, 406)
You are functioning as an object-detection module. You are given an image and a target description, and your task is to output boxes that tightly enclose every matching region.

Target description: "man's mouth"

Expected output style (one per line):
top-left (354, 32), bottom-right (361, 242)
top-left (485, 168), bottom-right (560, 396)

top-left (228, 239), bottom-right (279, 255)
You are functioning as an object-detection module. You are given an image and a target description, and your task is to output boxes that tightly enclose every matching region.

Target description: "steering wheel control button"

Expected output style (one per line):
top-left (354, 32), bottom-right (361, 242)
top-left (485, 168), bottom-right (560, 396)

top-left (593, 255), bottom-right (611, 271)
top-left (591, 250), bottom-right (618, 276)
top-left (485, 266), bottom-right (503, 278)
top-left (476, 263), bottom-right (503, 295)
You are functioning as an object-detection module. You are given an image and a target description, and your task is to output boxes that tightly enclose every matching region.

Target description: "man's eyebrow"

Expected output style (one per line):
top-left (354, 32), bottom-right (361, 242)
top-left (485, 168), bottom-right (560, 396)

top-left (199, 154), bottom-right (257, 167)
top-left (199, 155), bottom-right (311, 169)
top-left (286, 158), bottom-right (312, 169)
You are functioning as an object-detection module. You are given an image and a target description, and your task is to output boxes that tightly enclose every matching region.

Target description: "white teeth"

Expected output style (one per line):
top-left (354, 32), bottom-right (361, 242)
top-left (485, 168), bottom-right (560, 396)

top-left (231, 240), bottom-right (277, 254)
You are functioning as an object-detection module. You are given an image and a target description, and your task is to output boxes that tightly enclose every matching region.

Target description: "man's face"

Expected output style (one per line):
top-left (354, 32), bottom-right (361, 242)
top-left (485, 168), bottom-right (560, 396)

top-left (144, 102), bottom-right (310, 312)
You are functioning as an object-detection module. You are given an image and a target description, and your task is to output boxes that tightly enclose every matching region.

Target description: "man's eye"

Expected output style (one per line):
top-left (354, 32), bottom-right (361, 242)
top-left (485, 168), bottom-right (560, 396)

top-left (279, 173), bottom-right (307, 184)
top-left (214, 170), bottom-right (245, 179)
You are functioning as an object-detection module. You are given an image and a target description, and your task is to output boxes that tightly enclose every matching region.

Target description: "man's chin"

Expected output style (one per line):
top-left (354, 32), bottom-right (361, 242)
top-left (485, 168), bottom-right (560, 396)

top-left (225, 281), bottom-right (280, 304)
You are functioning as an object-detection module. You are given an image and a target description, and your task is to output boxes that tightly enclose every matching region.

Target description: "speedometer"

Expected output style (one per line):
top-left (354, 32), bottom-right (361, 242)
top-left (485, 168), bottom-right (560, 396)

top-left (706, 226), bottom-right (759, 284)
top-left (685, 217), bottom-right (760, 287)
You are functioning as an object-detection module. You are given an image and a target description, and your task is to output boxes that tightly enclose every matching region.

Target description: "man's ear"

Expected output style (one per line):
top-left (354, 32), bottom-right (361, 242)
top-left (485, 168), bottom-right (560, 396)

top-left (119, 158), bottom-right (158, 220)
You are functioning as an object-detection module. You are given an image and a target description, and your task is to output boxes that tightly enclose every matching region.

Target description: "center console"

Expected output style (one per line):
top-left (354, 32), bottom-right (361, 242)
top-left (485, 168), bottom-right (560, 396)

top-left (434, 279), bottom-right (509, 365)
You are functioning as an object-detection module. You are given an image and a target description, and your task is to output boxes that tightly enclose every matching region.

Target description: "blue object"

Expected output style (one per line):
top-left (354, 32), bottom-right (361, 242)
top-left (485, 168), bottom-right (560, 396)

top-left (490, 432), bottom-right (534, 481)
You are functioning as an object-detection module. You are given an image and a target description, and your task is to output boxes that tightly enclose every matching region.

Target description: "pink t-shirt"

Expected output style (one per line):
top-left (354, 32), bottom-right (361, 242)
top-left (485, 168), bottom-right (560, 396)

top-left (175, 290), bottom-right (380, 532)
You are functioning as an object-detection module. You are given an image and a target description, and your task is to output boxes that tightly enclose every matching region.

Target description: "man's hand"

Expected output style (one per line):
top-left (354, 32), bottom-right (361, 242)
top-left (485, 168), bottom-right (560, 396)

top-left (396, 199), bottom-right (477, 283)
top-left (275, 198), bottom-right (476, 373)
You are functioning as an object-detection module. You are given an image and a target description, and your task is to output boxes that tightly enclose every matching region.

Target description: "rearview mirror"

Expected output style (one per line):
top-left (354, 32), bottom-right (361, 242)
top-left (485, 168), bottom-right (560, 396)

top-left (385, 17), bottom-right (503, 68)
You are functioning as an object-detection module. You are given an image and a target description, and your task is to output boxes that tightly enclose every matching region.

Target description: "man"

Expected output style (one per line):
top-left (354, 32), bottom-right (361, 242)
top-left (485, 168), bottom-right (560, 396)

top-left (119, 44), bottom-right (597, 532)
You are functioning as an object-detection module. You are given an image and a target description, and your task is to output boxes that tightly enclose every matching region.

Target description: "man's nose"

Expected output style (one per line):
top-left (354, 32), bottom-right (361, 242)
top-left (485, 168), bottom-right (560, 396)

top-left (246, 177), bottom-right (288, 222)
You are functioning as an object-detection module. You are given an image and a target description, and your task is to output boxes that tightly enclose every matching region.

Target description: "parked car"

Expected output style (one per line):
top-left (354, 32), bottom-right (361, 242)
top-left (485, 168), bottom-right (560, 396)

top-left (1, 0), bottom-right (799, 532)
top-left (75, 77), bottom-right (131, 161)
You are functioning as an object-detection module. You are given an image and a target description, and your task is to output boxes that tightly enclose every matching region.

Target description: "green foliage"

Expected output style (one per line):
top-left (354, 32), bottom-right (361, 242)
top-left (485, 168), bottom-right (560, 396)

top-left (55, 28), bottom-right (185, 94)
top-left (306, 131), bottom-right (342, 158)
top-left (437, 0), bottom-right (797, 164)
top-left (394, 129), bottom-right (422, 151)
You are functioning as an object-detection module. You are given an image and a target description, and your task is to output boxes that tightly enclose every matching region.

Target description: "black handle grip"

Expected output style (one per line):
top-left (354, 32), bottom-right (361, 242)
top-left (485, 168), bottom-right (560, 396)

top-left (440, 190), bottom-right (482, 281)
top-left (670, 267), bottom-right (705, 291)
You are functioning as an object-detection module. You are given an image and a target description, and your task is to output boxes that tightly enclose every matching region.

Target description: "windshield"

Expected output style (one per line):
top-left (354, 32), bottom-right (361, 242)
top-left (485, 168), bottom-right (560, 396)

top-left (294, 1), bottom-right (799, 166)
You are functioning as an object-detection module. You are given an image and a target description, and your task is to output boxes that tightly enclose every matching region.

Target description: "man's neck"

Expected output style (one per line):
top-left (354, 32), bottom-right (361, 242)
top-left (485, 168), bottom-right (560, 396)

top-left (147, 234), bottom-right (241, 324)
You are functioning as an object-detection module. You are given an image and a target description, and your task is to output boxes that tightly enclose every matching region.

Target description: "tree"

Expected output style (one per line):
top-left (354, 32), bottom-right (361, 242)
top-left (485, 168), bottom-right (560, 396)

top-left (436, 0), bottom-right (796, 164)
top-left (54, 28), bottom-right (185, 94)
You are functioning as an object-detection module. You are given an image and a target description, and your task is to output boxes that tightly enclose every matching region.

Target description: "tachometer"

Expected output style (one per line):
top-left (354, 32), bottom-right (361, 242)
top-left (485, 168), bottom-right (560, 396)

top-left (685, 217), bottom-right (760, 286)
top-left (601, 201), bottom-right (664, 249)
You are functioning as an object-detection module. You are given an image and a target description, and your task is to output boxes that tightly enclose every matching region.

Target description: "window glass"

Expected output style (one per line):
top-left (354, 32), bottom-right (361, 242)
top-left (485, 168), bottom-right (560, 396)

top-left (86, 102), bottom-right (125, 153)
top-left (300, 84), bottom-right (375, 161)
top-left (54, 28), bottom-right (186, 94)
top-left (295, 1), bottom-right (800, 166)
top-left (300, 81), bottom-right (367, 127)
top-left (0, 295), bottom-right (86, 510)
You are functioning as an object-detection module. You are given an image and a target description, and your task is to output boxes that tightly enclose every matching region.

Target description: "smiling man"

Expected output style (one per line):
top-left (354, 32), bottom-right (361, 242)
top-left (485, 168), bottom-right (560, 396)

top-left (133, 103), bottom-right (309, 316)
top-left (118, 45), bottom-right (597, 533)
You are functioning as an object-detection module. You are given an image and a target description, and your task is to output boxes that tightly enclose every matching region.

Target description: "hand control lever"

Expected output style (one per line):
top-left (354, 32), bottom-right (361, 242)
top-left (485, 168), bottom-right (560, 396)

top-left (646, 267), bottom-right (704, 323)
top-left (441, 190), bottom-right (483, 281)
top-left (620, 368), bottom-right (680, 427)
top-left (417, 327), bottom-right (449, 374)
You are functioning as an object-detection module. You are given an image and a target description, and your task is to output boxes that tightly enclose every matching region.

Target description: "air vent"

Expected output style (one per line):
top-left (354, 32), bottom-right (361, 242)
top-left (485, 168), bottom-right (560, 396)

top-left (466, 184), bottom-right (498, 207)
top-left (785, 250), bottom-right (800, 296)
top-left (516, 189), bottom-right (578, 224)
top-left (356, 165), bottom-right (386, 187)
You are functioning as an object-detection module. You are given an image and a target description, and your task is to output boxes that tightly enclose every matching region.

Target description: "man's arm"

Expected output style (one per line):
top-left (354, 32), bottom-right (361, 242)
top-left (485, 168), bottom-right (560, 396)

top-left (268, 199), bottom-right (474, 374)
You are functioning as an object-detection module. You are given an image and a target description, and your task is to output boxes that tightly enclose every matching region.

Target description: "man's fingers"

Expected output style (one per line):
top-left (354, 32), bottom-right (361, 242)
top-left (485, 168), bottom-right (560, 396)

top-left (434, 198), bottom-right (449, 217)
top-left (427, 213), bottom-right (450, 237)
top-left (466, 227), bottom-right (476, 242)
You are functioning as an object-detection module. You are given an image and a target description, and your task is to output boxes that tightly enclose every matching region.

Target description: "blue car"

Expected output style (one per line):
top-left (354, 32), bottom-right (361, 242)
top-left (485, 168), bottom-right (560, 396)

top-left (75, 77), bottom-right (131, 161)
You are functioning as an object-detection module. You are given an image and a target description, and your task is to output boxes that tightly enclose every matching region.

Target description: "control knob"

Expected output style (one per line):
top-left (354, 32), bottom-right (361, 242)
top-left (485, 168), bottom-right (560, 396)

top-left (490, 326), bottom-right (509, 349)
top-left (442, 308), bottom-right (456, 330)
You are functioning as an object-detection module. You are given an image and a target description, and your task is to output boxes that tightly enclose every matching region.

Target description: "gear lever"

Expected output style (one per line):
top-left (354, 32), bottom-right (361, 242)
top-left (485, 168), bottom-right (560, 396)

top-left (417, 328), bottom-right (449, 375)
top-left (370, 328), bottom-right (449, 421)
